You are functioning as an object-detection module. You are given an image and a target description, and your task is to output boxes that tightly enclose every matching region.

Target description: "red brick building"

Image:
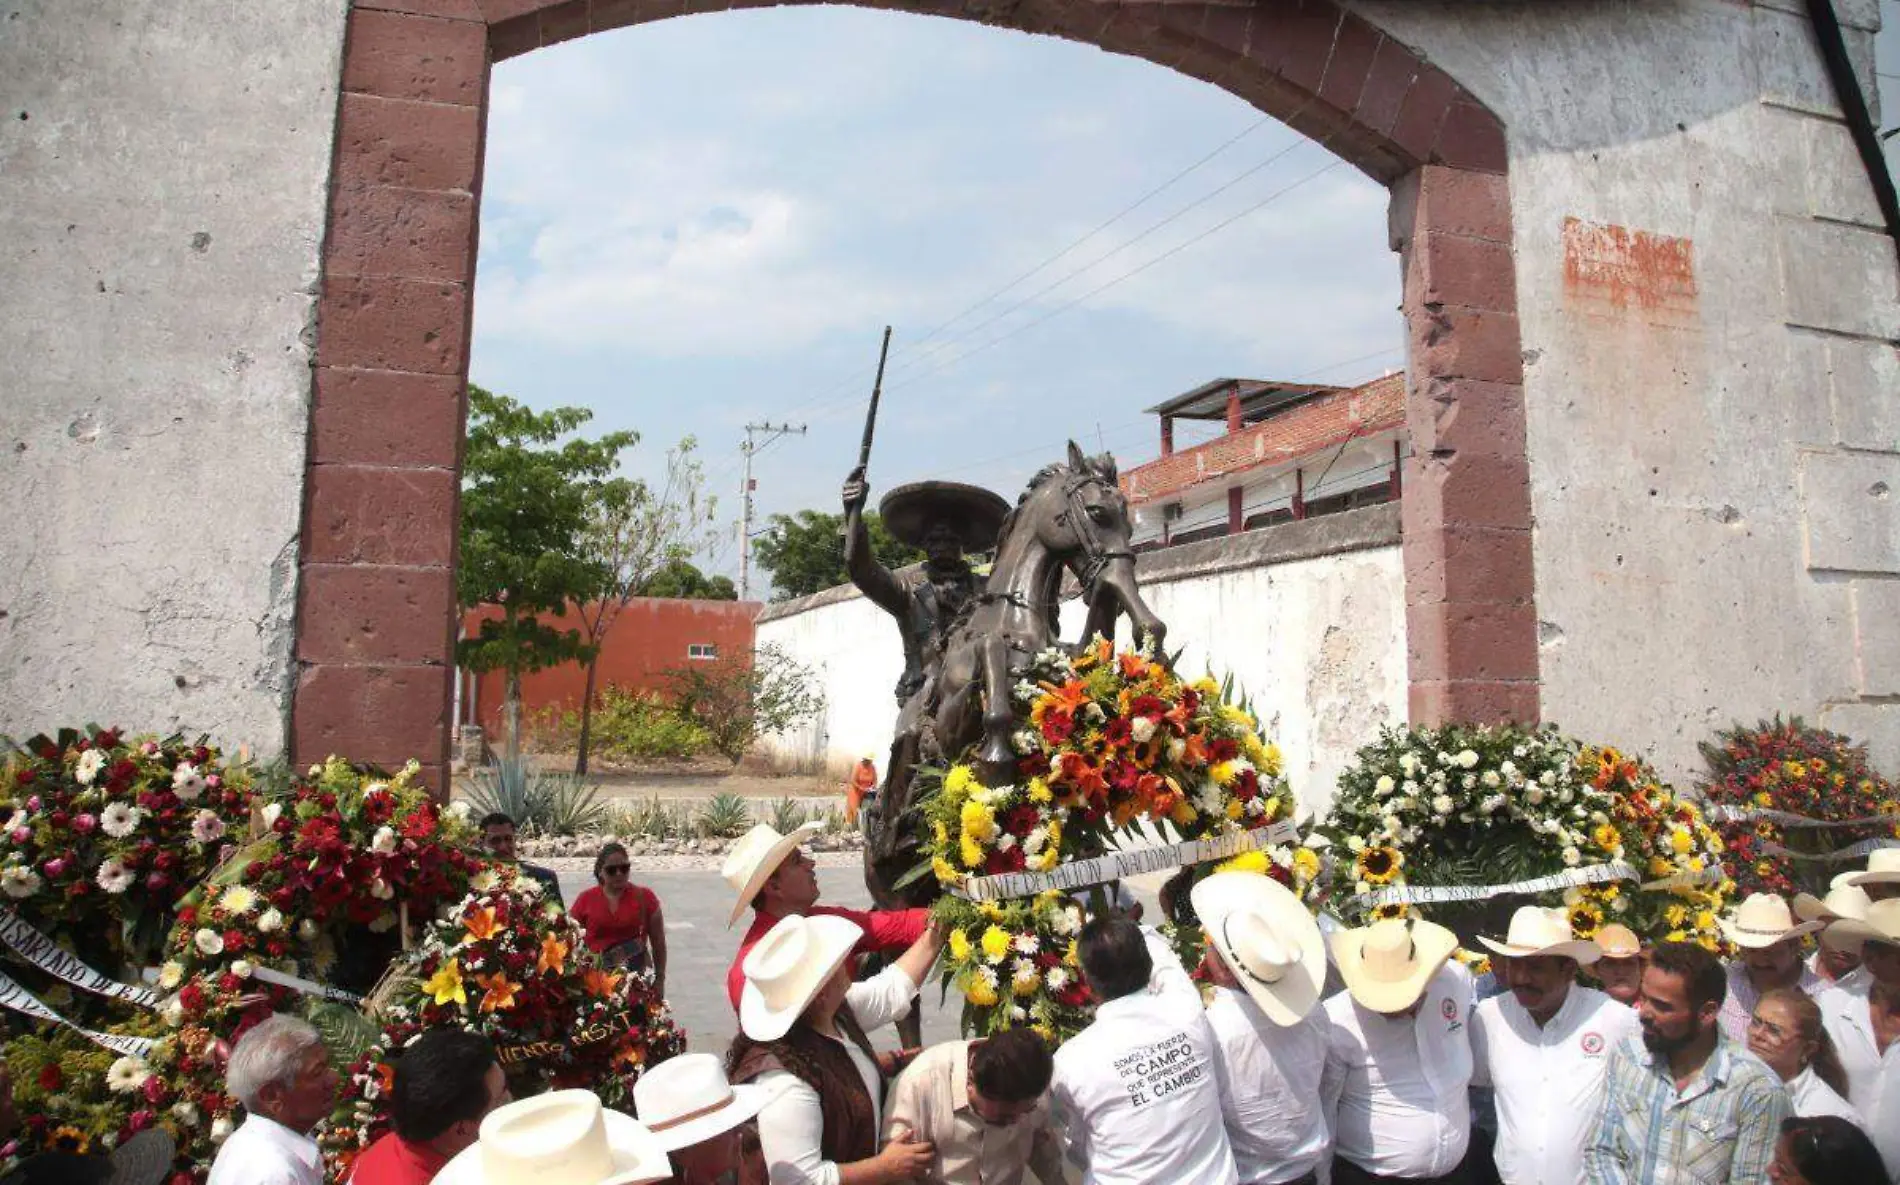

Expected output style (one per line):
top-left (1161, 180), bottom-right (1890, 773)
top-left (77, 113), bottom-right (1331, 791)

top-left (1121, 373), bottom-right (1407, 548)
top-left (457, 597), bottom-right (760, 734)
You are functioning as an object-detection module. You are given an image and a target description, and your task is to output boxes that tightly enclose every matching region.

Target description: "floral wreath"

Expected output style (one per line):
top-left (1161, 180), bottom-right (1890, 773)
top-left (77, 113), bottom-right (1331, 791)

top-left (1, 756), bottom-right (484, 1183)
top-left (0, 728), bottom-right (260, 971)
top-left (1697, 717), bottom-right (1898, 897)
top-left (921, 638), bottom-right (1319, 1041)
top-left (322, 866), bottom-right (684, 1179)
top-left (1319, 724), bottom-right (1728, 954)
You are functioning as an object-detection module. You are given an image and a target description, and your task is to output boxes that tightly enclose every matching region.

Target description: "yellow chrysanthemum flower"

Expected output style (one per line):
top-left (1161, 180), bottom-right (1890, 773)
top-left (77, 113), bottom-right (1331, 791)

top-left (933, 856), bottom-right (959, 885)
top-left (933, 821), bottom-right (949, 845)
top-left (1027, 778), bottom-right (1053, 804)
top-left (1217, 849), bottom-right (1271, 876)
top-left (1669, 828), bottom-right (1694, 855)
top-left (948, 929), bottom-right (973, 963)
top-left (1293, 847), bottom-right (1321, 882)
top-left (1192, 676), bottom-right (1221, 697)
top-left (1592, 823), bottom-right (1621, 851)
top-left (1035, 847), bottom-right (1060, 872)
top-left (1209, 762), bottom-right (1237, 787)
top-left (960, 835), bottom-right (984, 868)
top-left (944, 765), bottom-right (976, 798)
top-left (980, 926), bottom-right (1012, 962)
top-left (1225, 799), bottom-right (1245, 821)
top-left (1012, 967), bottom-right (1041, 997)
top-left (1064, 939), bottom-right (1079, 967)
top-left (967, 976), bottom-right (999, 1007)
top-left (961, 800), bottom-right (996, 842)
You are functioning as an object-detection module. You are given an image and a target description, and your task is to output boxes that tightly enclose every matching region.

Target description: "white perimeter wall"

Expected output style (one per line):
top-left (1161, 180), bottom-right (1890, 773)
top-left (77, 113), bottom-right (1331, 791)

top-left (756, 507), bottom-right (1405, 819)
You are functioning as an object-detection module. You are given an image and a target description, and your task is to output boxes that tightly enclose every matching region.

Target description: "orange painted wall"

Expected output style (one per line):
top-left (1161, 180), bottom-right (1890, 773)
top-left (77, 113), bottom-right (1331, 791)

top-left (461, 597), bottom-right (761, 732)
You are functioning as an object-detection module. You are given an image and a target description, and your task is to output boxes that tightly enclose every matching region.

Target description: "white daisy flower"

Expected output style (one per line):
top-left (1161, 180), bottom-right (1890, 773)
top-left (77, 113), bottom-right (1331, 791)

top-left (1562, 846), bottom-right (1582, 867)
top-left (1457, 749), bottom-right (1480, 769)
top-left (96, 857), bottom-right (134, 894)
top-left (172, 763), bottom-right (206, 800)
top-left (1046, 966), bottom-right (1070, 991)
top-left (106, 1056), bottom-right (150, 1093)
top-left (191, 810), bottom-right (225, 844)
top-left (471, 870), bottom-right (500, 892)
top-left (75, 749), bottom-right (107, 785)
top-left (370, 826), bottom-right (398, 855)
top-left (194, 928), bottom-right (225, 956)
top-left (1012, 933), bottom-right (1040, 955)
top-left (1024, 828), bottom-right (1047, 856)
top-left (1431, 794), bottom-right (1454, 816)
top-left (100, 802), bottom-right (143, 838)
top-left (0, 866), bottom-right (41, 898)
top-left (221, 885), bottom-right (258, 913)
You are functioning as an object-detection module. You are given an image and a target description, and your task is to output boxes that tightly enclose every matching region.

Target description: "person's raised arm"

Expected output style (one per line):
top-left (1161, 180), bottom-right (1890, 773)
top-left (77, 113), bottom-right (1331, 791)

top-left (646, 893), bottom-right (667, 998)
top-left (842, 467), bottom-right (908, 618)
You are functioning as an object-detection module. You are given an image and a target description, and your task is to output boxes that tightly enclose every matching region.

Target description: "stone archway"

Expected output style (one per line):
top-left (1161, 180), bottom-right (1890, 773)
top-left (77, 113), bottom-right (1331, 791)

top-left (294, 0), bottom-right (1534, 790)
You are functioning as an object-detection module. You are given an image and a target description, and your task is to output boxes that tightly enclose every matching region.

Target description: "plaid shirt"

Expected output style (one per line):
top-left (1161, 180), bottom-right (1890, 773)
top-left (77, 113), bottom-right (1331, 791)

top-left (1582, 1034), bottom-right (1790, 1185)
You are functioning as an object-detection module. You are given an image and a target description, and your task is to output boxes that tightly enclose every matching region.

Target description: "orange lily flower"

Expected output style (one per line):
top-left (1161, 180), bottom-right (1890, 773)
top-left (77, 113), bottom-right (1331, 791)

top-left (375, 1062), bottom-right (397, 1095)
top-left (1180, 735), bottom-right (1209, 768)
top-left (462, 906), bottom-right (500, 943)
top-left (475, 971), bottom-right (520, 1014)
top-left (581, 968), bottom-right (623, 998)
top-left (1038, 679), bottom-right (1092, 717)
top-left (1117, 652), bottom-right (1149, 679)
top-left (537, 933), bottom-right (569, 976)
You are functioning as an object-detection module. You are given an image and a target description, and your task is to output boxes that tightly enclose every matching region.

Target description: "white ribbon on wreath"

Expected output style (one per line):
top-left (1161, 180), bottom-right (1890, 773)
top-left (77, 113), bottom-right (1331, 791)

top-left (0, 906), bottom-right (160, 1008)
top-left (1704, 806), bottom-right (1900, 829)
top-left (0, 969), bottom-right (156, 1059)
top-left (1356, 859), bottom-right (1729, 907)
top-left (951, 820), bottom-right (1302, 902)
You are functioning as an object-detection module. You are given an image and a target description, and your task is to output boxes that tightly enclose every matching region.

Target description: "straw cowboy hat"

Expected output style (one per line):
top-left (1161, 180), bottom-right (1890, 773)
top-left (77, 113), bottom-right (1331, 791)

top-left (633, 1053), bottom-right (776, 1153)
top-left (1717, 893), bottom-right (1823, 949)
top-left (1593, 924), bottom-right (1643, 960)
top-left (436, 1090), bottom-right (672, 1185)
top-left (1477, 906), bottom-right (1603, 965)
top-left (1823, 898), bottom-right (1900, 954)
top-left (0, 1128), bottom-right (175, 1185)
top-left (1331, 916), bottom-right (1459, 1014)
top-left (740, 913), bottom-right (864, 1042)
top-left (1794, 883), bottom-right (1873, 926)
top-left (1191, 871), bottom-right (1327, 1026)
top-left (1844, 848), bottom-right (1900, 888)
top-left (721, 821), bottom-right (823, 927)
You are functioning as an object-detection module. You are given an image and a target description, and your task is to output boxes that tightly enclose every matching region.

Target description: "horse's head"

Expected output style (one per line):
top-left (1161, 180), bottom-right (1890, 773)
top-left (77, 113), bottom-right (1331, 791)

top-left (1014, 442), bottom-right (1162, 648)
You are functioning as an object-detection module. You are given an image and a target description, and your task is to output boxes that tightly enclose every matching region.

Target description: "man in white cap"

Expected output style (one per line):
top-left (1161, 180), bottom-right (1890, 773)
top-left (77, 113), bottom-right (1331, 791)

top-left (433, 1090), bottom-right (672, 1185)
top-left (1470, 907), bottom-right (1640, 1185)
top-left (1816, 898), bottom-right (1900, 1184)
top-left (721, 821), bottom-right (928, 1012)
top-left (1050, 915), bottom-right (1238, 1185)
top-left (1320, 915), bottom-right (1473, 1185)
top-left (1844, 848), bottom-right (1900, 902)
top-left (633, 1052), bottom-right (775, 1185)
top-left (1189, 871), bottom-right (1330, 1185)
top-left (1794, 877), bottom-right (1875, 986)
top-left (1713, 893), bottom-right (1824, 1041)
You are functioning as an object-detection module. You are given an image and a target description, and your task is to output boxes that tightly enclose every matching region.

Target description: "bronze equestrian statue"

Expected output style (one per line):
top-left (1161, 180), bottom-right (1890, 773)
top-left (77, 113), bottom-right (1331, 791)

top-left (849, 442), bottom-right (1167, 915)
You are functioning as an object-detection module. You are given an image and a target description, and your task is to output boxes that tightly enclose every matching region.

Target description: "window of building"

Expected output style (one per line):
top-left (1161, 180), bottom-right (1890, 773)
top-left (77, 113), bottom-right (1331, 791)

top-left (687, 643), bottom-right (718, 661)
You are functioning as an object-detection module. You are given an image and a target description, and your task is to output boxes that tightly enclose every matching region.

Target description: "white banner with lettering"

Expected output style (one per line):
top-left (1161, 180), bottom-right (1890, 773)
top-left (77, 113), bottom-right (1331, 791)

top-left (1357, 861), bottom-right (1639, 908)
top-left (952, 820), bottom-right (1302, 902)
top-left (0, 907), bottom-right (160, 1007)
top-left (1759, 836), bottom-right (1900, 863)
top-left (1705, 806), bottom-right (1900, 829)
top-left (0, 971), bottom-right (156, 1059)
top-left (250, 965), bottom-right (362, 1004)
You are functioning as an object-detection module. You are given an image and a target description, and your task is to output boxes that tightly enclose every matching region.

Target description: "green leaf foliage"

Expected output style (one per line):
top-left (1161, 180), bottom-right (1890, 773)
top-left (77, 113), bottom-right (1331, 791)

top-left (752, 509), bottom-right (922, 600)
top-left (639, 557), bottom-right (738, 600)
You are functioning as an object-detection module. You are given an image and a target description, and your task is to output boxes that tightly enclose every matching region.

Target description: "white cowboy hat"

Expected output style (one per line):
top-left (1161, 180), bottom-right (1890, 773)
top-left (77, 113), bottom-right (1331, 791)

top-left (1331, 917), bottom-right (1459, 1014)
top-left (435, 1090), bottom-right (672, 1185)
top-left (1477, 905), bottom-right (1603, 965)
top-left (1844, 848), bottom-right (1900, 888)
top-left (633, 1052), bottom-right (776, 1152)
top-left (1593, 923), bottom-right (1643, 960)
top-left (1717, 893), bottom-right (1823, 949)
top-left (1823, 898), bottom-right (1900, 953)
top-left (740, 913), bottom-right (864, 1042)
top-left (721, 821), bottom-right (823, 927)
top-left (1191, 871), bottom-right (1327, 1026)
top-left (1794, 883), bottom-right (1873, 926)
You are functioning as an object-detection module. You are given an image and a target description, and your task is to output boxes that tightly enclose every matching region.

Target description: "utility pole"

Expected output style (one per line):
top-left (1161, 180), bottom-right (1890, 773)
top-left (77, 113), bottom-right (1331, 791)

top-left (739, 421), bottom-right (806, 600)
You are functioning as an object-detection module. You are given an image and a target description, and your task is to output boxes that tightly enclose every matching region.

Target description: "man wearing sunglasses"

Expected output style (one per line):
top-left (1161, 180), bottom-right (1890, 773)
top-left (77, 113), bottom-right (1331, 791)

top-left (480, 811), bottom-right (566, 907)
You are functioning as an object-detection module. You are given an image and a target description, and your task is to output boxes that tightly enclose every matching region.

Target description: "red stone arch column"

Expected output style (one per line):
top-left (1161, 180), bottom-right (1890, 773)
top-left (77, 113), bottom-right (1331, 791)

top-left (294, 0), bottom-right (1536, 789)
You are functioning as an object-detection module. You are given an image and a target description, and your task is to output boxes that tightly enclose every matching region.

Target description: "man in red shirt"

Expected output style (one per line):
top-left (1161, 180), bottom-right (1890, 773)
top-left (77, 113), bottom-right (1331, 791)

top-left (722, 821), bottom-right (929, 1013)
top-left (347, 1029), bottom-right (508, 1185)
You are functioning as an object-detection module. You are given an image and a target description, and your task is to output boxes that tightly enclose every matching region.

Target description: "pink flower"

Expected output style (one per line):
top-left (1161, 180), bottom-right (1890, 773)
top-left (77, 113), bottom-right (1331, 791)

top-left (72, 813), bottom-right (97, 834)
top-left (8, 827), bottom-right (26, 844)
top-left (141, 742), bottom-right (159, 755)
top-left (41, 858), bottom-right (67, 878)
top-left (23, 796), bottom-right (39, 812)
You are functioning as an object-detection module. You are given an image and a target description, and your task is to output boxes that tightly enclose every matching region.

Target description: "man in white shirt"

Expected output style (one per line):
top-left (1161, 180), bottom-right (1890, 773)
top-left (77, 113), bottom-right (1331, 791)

top-left (1816, 898), bottom-right (1900, 1184)
top-left (1191, 871), bottom-right (1331, 1185)
top-left (1470, 907), bottom-right (1640, 1185)
top-left (1050, 915), bottom-right (1237, 1185)
top-left (206, 1014), bottom-right (339, 1185)
top-left (1321, 916), bottom-right (1473, 1185)
top-left (1713, 893), bottom-right (1825, 1041)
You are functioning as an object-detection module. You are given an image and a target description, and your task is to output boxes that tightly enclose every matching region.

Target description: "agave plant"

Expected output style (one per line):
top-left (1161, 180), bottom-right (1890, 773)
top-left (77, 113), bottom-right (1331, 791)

top-left (464, 757), bottom-right (608, 836)
top-left (769, 796), bottom-right (810, 834)
top-left (695, 792), bottom-right (753, 838)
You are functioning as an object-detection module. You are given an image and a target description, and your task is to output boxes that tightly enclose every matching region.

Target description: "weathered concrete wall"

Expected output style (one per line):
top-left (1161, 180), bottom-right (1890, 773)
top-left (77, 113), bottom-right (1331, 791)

top-left (1354, 0), bottom-right (1900, 778)
top-left (0, 1), bottom-right (349, 751)
top-left (756, 506), bottom-right (1406, 817)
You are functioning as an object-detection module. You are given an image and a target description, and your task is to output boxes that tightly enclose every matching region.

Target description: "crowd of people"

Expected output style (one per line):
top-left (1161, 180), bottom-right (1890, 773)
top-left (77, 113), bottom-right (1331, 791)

top-left (164, 822), bottom-right (1900, 1185)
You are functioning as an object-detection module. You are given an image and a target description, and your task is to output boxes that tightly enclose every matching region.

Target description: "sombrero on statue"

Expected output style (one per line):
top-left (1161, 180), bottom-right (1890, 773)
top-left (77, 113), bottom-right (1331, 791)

top-left (878, 481), bottom-right (1011, 551)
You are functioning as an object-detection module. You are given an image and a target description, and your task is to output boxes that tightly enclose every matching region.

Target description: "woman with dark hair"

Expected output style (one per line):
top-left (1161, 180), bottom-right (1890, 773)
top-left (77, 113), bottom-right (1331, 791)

top-left (569, 842), bottom-right (666, 990)
top-left (1749, 988), bottom-right (1864, 1126)
top-left (729, 913), bottom-right (944, 1184)
top-left (1770, 1116), bottom-right (1889, 1185)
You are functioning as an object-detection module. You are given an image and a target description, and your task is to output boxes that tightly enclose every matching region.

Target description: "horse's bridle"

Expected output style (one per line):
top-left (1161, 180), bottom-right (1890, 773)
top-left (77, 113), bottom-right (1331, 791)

top-left (1055, 468), bottom-right (1135, 595)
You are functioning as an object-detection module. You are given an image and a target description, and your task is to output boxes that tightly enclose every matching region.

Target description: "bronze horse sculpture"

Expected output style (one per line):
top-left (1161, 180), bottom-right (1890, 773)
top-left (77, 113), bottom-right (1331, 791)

top-left (864, 442), bottom-right (1168, 912)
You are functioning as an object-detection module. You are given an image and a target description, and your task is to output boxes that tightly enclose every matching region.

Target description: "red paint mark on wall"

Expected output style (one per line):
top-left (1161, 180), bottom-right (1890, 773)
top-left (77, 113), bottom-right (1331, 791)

top-left (1562, 217), bottom-right (1697, 320)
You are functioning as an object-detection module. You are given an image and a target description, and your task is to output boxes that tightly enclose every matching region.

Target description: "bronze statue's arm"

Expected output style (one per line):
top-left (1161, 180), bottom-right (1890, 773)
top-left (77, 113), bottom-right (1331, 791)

top-left (842, 467), bottom-right (910, 618)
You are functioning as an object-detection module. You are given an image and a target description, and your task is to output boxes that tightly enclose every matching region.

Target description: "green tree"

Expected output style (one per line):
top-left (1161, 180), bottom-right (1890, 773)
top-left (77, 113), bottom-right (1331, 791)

top-left (570, 438), bottom-right (723, 774)
top-left (663, 643), bottom-right (823, 765)
top-left (458, 385), bottom-right (636, 763)
top-left (640, 558), bottom-right (737, 601)
top-left (752, 509), bottom-right (922, 600)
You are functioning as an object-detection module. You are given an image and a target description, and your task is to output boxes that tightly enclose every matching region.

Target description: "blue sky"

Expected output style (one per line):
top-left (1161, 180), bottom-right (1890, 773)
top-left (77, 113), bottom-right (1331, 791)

top-left (468, 9), bottom-right (1406, 588)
